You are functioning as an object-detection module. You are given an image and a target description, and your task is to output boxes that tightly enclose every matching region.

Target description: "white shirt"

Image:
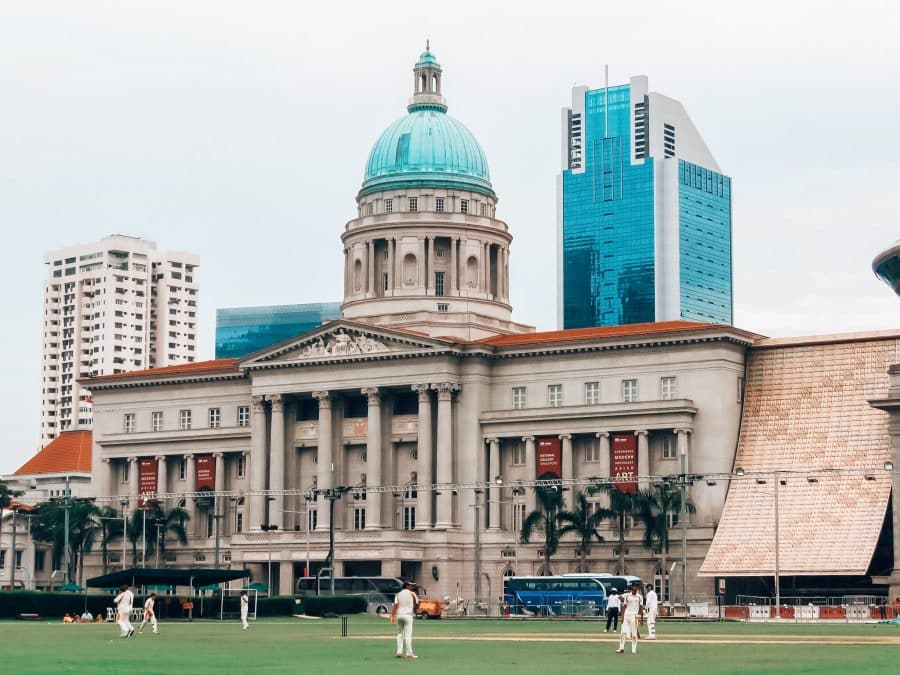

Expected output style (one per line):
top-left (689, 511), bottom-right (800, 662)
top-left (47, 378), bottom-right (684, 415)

top-left (393, 588), bottom-right (419, 618)
top-left (645, 589), bottom-right (658, 612)
top-left (622, 591), bottom-right (643, 618)
top-left (606, 594), bottom-right (621, 610)
top-left (114, 589), bottom-right (134, 613)
top-left (240, 595), bottom-right (249, 613)
top-left (144, 597), bottom-right (155, 615)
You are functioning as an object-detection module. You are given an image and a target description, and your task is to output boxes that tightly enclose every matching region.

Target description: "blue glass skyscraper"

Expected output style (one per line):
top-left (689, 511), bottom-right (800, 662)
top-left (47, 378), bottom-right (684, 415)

top-left (558, 76), bottom-right (732, 328)
top-left (215, 302), bottom-right (341, 358)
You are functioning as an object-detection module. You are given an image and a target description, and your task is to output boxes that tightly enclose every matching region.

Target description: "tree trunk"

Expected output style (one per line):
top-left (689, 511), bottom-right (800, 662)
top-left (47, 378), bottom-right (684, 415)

top-left (660, 548), bottom-right (668, 601)
top-left (618, 514), bottom-right (626, 575)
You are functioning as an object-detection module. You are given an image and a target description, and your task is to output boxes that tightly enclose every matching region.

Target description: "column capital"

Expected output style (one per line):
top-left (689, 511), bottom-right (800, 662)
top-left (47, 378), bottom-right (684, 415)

top-left (312, 391), bottom-right (331, 408)
top-left (559, 434), bottom-right (572, 441)
top-left (596, 431), bottom-right (610, 439)
top-left (213, 452), bottom-right (224, 459)
top-left (411, 383), bottom-right (431, 399)
top-left (268, 394), bottom-right (284, 413)
top-left (361, 387), bottom-right (380, 405)
top-left (432, 382), bottom-right (460, 399)
top-left (486, 437), bottom-right (500, 445)
top-left (250, 395), bottom-right (266, 412)
top-left (128, 456), bottom-right (138, 464)
top-left (522, 436), bottom-right (535, 443)
top-left (676, 428), bottom-right (692, 436)
top-left (185, 453), bottom-right (195, 461)
top-left (101, 458), bottom-right (111, 464)
top-left (155, 455), bottom-right (166, 462)
top-left (634, 429), bottom-right (649, 438)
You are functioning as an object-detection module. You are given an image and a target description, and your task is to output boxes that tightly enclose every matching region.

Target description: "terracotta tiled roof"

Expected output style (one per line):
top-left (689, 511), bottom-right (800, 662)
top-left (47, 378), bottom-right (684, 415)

top-left (86, 358), bottom-right (240, 382)
top-left (14, 430), bottom-right (92, 476)
top-left (700, 336), bottom-right (900, 577)
top-left (474, 320), bottom-right (739, 347)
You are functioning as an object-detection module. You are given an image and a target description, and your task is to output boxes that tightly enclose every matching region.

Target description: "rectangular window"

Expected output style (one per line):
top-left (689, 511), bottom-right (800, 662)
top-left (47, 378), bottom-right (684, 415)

top-left (354, 507), bottom-right (366, 531)
top-left (403, 505), bottom-right (416, 531)
top-left (584, 381), bottom-right (600, 405)
top-left (585, 439), bottom-right (601, 463)
top-left (123, 413), bottom-right (135, 433)
top-left (383, 273), bottom-right (389, 292)
top-left (179, 409), bottom-right (192, 430)
top-left (14, 550), bottom-right (22, 569)
top-left (206, 514), bottom-right (214, 538)
top-left (662, 434), bottom-right (677, 460)
top-left (384, 198), bottom-right (393, 214)
top-left (366, 203), bottom-right (374, 215)
top-left (738, 377), bottom-right (745, 403)
top-left (511, 443), bottom-right (525, 466)
top-left (236, 455), bottom-right (247, 478)
top-left (512, 386), bottom-right (526, 410)
top-left (436, 303), bottom-right (449, 312)
top-left (667, 512), bottom-right (679, 528)
top-left (660, 376), bottom-right (677, 400)
top-left (460, 199), bottom-right (468, 214)
top-left (408, 197), bottom-right (418, 212)
top-left (35, 549), bottom-right (45, 572)
top-left (307, 508), bottom-right (318, 532)
top-left (480, 203), bottom-right (487, 216)
top-left (622, 379), bottom-right (638, 403)
top-left (208, 407), bottom-right (221, 428)
top-left (178, 458), bottom-right (187, 481)
top-left (235, 512), bottom-right (244, 534)
top-left (238, 405), bottom-right (250, 427)
top-left (512, 503), bottom-right (526, 532)
top-left (0, 550), bottom-right (5, 569)
top-left (152, 411), bottom-right (163, 432)
top-left (548, 384), bottom-right (563, 407)
top-left (434, 271), bottom-right (445, 296)
top-left (122, 461), bottom-right (130, 484)
top-left (435, 197), bottom-right (444, 212)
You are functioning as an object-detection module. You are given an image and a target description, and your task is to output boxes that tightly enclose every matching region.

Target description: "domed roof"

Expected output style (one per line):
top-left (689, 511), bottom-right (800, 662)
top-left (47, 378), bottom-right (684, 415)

top-left (359, 48), bottom-right (494, 199)
top-left (361, 110), bottom-right (493, 198)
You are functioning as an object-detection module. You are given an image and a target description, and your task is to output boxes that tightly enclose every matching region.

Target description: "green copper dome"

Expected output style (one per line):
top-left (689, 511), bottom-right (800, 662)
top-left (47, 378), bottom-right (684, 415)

top-left (359, 49), bottom-right (494, 199)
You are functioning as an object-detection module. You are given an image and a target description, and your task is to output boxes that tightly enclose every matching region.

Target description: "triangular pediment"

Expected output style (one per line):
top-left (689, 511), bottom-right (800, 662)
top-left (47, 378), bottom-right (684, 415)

top-left (240, 320), bottom-right (454, 367)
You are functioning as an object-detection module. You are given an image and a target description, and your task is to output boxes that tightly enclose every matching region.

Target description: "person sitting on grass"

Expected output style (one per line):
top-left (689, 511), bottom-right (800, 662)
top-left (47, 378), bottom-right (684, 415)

top-left (63, 613), bottom-right (75, 624)
top-left (81, 610), bottom-right (93, 622)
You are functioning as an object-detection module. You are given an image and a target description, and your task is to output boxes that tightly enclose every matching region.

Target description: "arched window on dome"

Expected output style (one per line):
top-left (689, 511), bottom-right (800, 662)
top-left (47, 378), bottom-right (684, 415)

top-left (353, 259), bottom-right (363, 293)
top-left (466, 256), bottom-right (479, 288)
top-left (403, 253), bottom-right (417, 286)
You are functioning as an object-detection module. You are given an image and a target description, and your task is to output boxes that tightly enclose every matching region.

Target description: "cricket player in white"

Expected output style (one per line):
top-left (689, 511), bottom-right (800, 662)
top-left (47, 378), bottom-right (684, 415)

top-left (240, 591), bottom-right (250, 629)
top-left (139, 593), bottom-right (158, 635)
top-left (113, 583), bottom-right (135, 638)
top-left (616, 582), bottom-right (643, 654)
top-left (644, 584), bottom-right (658, 639)
top-left (390, 580), bottom-right (419, 659)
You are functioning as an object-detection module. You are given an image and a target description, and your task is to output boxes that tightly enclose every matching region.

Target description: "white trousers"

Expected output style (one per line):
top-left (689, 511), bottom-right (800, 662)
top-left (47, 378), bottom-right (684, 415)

top-left (396, 615), bottom-right (414, 656)
top-left (647, 607), bottom-right (658, 638)
top-left (619, 615), bottom-right (638, 651)
top-left (139, 612), bottom-right (158, 633)
top-left (117, 611), bottom-right (134, 636)
top-left (241, 608), bottom-right (249, 628)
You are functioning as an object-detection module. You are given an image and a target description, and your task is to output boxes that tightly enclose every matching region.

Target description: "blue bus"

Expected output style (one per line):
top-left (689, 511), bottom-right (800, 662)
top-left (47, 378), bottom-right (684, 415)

top-left (563, 573), bottom-right (642, 596)
top-left (503, 576), bottom-right (607, 616)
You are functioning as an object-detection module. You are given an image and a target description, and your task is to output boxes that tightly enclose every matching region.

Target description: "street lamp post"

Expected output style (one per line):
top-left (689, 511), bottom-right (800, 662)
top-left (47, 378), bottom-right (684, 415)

top-left (680, 449), bottom-right (688, 607)
top-left (120, 500), bottom-right (128, 571)
top-left (260, 523), bottom-right (278, 595)
top-left (321, 487), bottom-right (349, 595)
top-left (9, 506), bottom-right (19, 590)
top-left (63, 475), bottom-right (71, 585)
top-left (141, 504), bottom-right (147, 569)
top-left (473, 488), bottom-right (483, 603)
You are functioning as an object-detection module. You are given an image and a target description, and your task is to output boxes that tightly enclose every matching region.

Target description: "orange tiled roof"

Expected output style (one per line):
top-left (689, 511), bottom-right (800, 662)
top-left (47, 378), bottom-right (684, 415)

top-left (700, 336), bottom-right (900, 577)
top-left (474, 320), bottom-right (730, 347)
top-left (86, 358), bottom-right (240, 382)
top-left (14, 430), bottom-right (92, 476)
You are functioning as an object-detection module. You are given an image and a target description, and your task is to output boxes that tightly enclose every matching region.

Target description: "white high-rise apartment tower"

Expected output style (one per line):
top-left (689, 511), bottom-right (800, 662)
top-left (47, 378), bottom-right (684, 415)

top-left (41, 235), bottom-right (199, 444)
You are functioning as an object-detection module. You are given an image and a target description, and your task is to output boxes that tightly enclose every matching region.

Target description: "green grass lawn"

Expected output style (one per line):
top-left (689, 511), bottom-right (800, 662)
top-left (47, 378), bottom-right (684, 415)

top-left (2, 616), bottom-right (897, 674)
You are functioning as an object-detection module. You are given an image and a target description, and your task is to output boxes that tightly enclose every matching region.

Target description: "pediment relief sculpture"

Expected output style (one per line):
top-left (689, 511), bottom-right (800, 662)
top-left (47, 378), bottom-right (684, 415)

top-left (291, 328), bottom-right (397, 359)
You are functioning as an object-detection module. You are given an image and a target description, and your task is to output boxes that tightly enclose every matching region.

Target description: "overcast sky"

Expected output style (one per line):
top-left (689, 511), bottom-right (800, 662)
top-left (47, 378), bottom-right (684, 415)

top-left (1, 1), bottom-right (897, 474)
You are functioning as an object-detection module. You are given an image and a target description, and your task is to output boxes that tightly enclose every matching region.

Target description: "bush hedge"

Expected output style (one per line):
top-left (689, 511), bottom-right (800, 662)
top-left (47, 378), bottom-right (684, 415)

top-left (0, 591), bottom-right (110, 619)
top-left (297, 595), bottom-right (367, 617)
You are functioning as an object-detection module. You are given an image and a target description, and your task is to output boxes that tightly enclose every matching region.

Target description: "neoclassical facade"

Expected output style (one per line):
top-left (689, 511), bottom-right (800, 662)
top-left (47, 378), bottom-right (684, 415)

top-left (84, 49), bottom-right (759, 599)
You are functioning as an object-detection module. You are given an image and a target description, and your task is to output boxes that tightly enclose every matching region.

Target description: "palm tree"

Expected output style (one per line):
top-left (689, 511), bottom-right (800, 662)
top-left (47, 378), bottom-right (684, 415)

top-left (586, 483), bottom-right (645, 576)
top-left (558, 490), bottom-right (614, 572)
top-left (520, 486), bottom-right (564, 575)
top-left (96, 505), bottom-right (124, 574)
top-left (635, 481), bottom-right (696, 600)
top-left (147, 503), bottom-right (190, 566)
top-left (30, 498), bottom-right (100, 584)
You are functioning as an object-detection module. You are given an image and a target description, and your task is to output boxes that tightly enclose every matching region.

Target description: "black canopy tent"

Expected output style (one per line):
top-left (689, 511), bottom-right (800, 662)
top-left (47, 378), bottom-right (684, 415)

top-left (86, 568), bottom-right (251, 620)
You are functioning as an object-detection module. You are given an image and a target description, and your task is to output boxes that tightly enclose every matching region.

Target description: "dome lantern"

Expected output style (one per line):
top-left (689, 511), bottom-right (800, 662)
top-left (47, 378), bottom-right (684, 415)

top-left (409, 40), bottom-right (447, 113)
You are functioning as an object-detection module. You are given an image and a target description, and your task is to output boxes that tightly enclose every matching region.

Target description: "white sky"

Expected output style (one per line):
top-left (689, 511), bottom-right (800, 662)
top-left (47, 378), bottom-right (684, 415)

top-left (1, 0), bottom-right (898, 473)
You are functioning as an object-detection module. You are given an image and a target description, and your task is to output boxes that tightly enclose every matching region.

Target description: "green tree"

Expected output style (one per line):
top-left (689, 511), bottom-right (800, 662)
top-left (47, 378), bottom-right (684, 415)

top-left (30, 498), bottom-right (100, 585)
top-left (520, 486), bottom-right (564, 575)
top-left (586, 483), bottom-right (646, 575)
top-left (557, 490), bottom-right (614, 572)
top-left (96, 505), bottom-right (124, 575)
top-left (635, 481), bottom-right (696, 600)
top-left (0, 479), bottom-right (24, 570)
top-left (147, 503), bottom-right (190, 566)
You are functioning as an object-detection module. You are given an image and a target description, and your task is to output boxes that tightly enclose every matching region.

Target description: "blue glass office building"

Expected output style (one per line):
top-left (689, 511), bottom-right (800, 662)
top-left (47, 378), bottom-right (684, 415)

top-left (559, 76), bottom-right (732, 328)
top-left (215, 303), bottom-right (342, 358)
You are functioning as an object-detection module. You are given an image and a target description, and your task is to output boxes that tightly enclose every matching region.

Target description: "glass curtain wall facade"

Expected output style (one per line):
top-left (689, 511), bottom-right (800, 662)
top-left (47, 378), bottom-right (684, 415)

top-left (215, 302), bottom-right (341, 358)
top-left (560, 78), bottom-right (733, 329)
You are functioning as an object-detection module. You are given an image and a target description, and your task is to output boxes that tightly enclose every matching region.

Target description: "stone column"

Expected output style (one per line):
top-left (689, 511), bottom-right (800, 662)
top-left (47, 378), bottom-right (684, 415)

top-left (501, 247), bottom-right (508, 300)
top-left (434, 382), bottom-right (458, 529)
top-left (483, 242), bottom-right (490, 292)
top-left (343, 247), bottom-right (349, 297)
top-left (425, 236), bottom-right (432, 293)
top-left (156, 455), bottom-right (167, 510)
top-left (387, 238), bottom-right (395, 293)
top-left (523, 436), bottom-right (536, 514)
top-left (488, 438), bottom-right (500, 530)
top-left (213, 452), bottom-right (225, 539)
top-left (313, 391), bottom-right (333, 532)
top-left (413, 384), bottom-right (433, 530)
top-left (676, 429), bottom-right (691, 474)
top-left (394, 238), bottom-right (401, 289)
top-left (362, 387), bottom-right (382, 529)
top-left (417, 237), bottom-right (426, 291)
top-left (184, 454), bottom-right (196, 528)
top-left (636, 430), bottom-right (650, 490)
top-left (560, 434), bottom-right (573, 509)
top-left (268, 395), bottom-right (285, 528)
top-left (129, 457), bottom-right (139, 508)
top-left (100, 458), bottom-right (113, 500)
top-left (449, 237), bottom-right (457, 295)
top-left (249, 395), bottom-right (267, 530)
top-left (596, 432), bottom-right (611, 508)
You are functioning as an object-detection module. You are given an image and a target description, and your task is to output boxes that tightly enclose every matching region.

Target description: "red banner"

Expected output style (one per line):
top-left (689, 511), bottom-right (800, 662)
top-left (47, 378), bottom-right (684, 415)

top-left (195, 454), bottom-right (216, 491)
top-left (611, 433), bottom-right (637, 493)
top-left (536, 437), bottom-right (561, 481)
top-left (138, 458), bottom-right (158, 501)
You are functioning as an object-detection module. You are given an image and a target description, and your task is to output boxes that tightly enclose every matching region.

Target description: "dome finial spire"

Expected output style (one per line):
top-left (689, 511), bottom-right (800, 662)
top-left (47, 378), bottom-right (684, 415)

top-left (426, 38), bottom-right (430, 51)
top-left (409, 44), bottom-right (446, 113)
